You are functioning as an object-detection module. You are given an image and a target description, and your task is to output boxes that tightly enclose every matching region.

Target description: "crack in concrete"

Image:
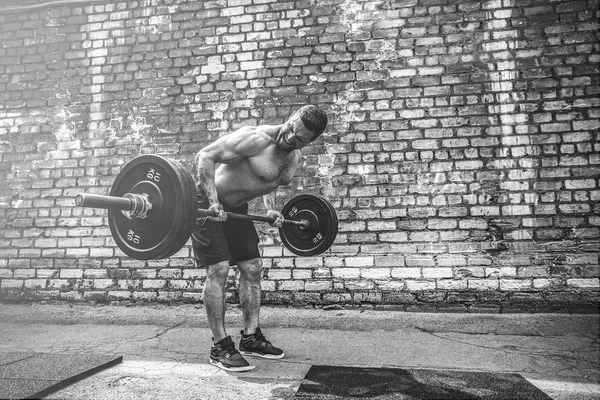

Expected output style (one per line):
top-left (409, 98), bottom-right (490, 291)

top-left (412, 328), bottom-right (599, 372)
top-left (143, 321), bottom-right (187, 341)
top-left (413, 325), bottom-right (598, 340)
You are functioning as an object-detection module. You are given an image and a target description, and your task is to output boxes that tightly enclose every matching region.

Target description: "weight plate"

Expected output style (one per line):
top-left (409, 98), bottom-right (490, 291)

top-left (323, 197), bottom-right (339, 251)
top-left (108, 155), bottom-right (196, 260)
top-left (154, 157), bottom-right (198, 259)
top-left (278, 194), bottom-right (338, 256)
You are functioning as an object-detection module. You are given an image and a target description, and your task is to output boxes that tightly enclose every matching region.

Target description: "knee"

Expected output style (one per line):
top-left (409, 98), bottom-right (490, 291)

top-left (239, 258), bottom-right (262, 279)
top-left (206, 261), bottom-right (230, 283)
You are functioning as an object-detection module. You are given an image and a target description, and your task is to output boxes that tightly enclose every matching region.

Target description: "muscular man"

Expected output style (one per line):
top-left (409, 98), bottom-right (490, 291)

top-left (193, 105), bottom-right (328, 372)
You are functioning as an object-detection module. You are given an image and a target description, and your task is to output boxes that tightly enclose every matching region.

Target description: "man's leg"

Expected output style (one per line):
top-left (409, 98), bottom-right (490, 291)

top-left (237, 257), bottom-right (284, 359)
top-left (203, 260), bottom-right (231, 342)
top-left (203, 260), bottom-right (254, 372)
top-left (237, 257), bottom-right (262, 335)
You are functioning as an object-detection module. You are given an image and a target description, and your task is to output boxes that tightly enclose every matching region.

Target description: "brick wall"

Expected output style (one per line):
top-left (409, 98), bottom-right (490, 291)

top-left (0, 0), bottom-right (598, 312)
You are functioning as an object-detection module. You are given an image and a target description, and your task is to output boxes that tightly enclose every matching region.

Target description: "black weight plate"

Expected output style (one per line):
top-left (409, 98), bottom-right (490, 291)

top-left (323, 197), bottom-right (339, 251)
top-left (278, 194), bottom-right (338, 256)
top-left (108, 155), bottom-right (196, 260)
top-left (156, 157), bottom-right (197, 259)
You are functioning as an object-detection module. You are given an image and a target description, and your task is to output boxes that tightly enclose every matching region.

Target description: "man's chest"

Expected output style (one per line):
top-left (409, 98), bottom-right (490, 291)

top-left (247, 148), bottom-right (298, 184)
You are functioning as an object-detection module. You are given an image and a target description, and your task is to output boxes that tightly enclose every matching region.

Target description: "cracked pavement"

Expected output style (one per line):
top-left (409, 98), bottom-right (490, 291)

top-left (0, 302), bottom-right (598, 399)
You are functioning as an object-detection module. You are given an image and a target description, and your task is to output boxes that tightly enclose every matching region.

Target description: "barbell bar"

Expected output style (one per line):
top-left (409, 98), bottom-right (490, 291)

top-left (196, 209), bottom-right (310, 229)
top-left (74, 154), bottom-right (337, 260)
top-left (76, 192), bottom-right (310, 229)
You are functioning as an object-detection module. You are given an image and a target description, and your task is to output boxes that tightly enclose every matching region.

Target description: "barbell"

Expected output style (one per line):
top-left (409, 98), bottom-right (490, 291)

top-left (74, 154), bottom-right (338, 260)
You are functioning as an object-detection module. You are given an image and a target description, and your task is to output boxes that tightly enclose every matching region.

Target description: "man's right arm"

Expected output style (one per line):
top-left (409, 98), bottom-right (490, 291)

top-left (195, 127), bottom-right (269, 220)
top-left (195, 146), bottom-right (219, 202)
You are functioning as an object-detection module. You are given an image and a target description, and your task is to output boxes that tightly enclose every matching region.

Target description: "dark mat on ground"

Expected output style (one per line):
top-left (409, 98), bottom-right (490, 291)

top-left (296, 365), bottom-right (552, 399)
top-left (0, 352), bottom-right (122, 399)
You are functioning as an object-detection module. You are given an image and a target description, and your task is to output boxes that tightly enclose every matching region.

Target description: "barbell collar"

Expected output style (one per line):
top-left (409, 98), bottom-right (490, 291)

top-left (122, 193), bottom-right (152, 219)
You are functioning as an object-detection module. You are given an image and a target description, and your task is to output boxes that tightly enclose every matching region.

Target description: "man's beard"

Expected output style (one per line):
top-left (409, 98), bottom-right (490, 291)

top-left (276, 127), bottom-right (293, 149)
top-left (276, 128), bottom-right (285, 145)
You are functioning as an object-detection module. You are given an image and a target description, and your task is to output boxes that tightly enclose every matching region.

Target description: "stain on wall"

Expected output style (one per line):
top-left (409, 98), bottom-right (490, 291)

top-left (0, 0), bottom-right (598, 311)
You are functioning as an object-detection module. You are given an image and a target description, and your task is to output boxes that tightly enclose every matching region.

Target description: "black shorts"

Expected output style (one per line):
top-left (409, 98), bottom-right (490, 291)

top-left (191, 187), bottom-right (260, 267)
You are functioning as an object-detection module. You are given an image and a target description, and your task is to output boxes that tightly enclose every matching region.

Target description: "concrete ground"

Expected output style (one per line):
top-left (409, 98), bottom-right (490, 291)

top-left (0, 302), bottom-right (598, 400)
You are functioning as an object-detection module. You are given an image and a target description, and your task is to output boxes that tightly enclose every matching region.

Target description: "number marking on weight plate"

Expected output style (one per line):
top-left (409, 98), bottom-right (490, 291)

top-left (313, 232), bottom-right (323, 244)
top-left (127, 229), bottom-right (141, 245)
top-left (287, 206), bottom-right (298, 218)
top-left (147, 168), bottom-right (161, 182)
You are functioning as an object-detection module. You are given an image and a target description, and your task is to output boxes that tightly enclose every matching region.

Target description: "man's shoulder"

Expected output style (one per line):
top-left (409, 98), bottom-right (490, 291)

top-left (212, 124), bottom-right (278, 154)
top-left (234, 124), bottom-right (278, 136)
top-left (228, 124), bottom-right (279, 144)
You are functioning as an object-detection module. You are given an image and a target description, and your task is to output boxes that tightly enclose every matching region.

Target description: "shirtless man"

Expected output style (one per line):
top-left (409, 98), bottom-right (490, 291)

top-left (193, 105), bottom-right (328, 372)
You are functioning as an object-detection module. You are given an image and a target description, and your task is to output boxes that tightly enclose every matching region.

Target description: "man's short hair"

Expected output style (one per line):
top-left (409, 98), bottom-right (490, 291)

top-left (295, 105), bottom-right (328, 138)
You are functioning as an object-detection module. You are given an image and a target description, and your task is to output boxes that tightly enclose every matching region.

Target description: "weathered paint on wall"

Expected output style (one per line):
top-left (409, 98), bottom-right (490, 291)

top-left (0, 0), bottom-right (598, 312)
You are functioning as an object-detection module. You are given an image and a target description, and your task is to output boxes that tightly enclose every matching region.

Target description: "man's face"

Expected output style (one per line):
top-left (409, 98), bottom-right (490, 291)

top-left (278, 115), bottom-right (315, 150)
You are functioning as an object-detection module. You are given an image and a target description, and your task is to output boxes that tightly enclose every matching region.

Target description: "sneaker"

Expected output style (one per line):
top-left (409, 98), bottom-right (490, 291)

top-left (210, 336), bottom-right (255, 372)
top-left (239, 327), bottom-right (285, 359)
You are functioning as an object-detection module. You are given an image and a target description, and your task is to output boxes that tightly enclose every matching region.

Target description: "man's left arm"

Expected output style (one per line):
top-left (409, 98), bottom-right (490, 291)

top-left (263, 150), bottom-right (301, 228)
top-left (263, 191), bottom-right (284, 228)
